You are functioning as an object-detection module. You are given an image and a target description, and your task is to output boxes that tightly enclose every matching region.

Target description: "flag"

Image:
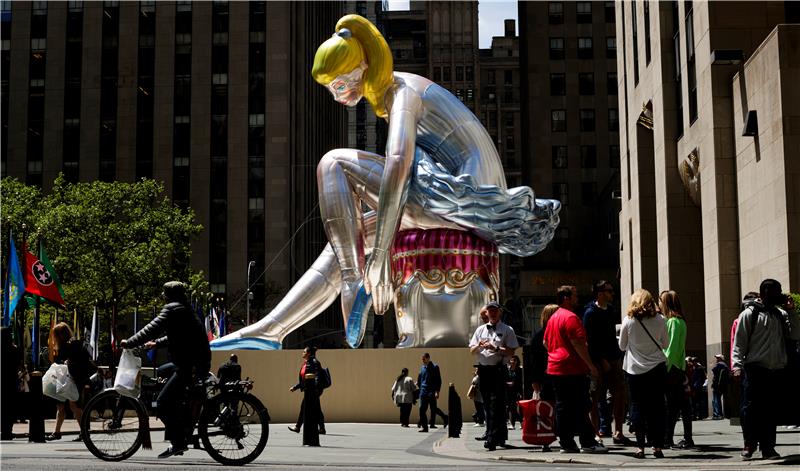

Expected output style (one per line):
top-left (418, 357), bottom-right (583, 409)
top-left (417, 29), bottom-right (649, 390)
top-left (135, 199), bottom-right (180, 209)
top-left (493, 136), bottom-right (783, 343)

top-left (110, 303), bottom-right (118, 356)
top-left (22, 244), bottom-right (65, 308)
top-left (211, 307), bottom-right (220, 340)
top-left (3, 234), bottom-right (25, 326)
top-left (205, 309), bottom-right (214, 341)
top-left (88, 305), bottom-right (98, 361)
top-left (218, 309), bottom-right (226, 337)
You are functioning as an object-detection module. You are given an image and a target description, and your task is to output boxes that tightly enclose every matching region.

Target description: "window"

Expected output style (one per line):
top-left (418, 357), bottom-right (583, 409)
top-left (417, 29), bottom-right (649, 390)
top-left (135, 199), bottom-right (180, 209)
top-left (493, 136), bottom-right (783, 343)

top-left (466, 66), bottom-right (474, 82)
top-left (552, 146), bottom-right (568, 169)
top-left (607, 73), bottom-right (618, 95)
top-left (551, 110), bottom-right (566, 132)
top-left (140, 1), bottom-right (155, 14)
top-left (550, 73), bottom-right (566, 96)
top-left (609, 109), bottom-right (619, 131)
top-left (213, 32), bottom-right (228, 46)
top-left (578, 37), bottom-right (593, 59)
top-left (504, 70), bottom-right (512, 85)
top-left (555, 227), bottom-right (569, 251)
top-left (579, 109), bottom-right (595, 132)
top-left (68, 1), bottom-right (83, 12)
top-left (433, 67), bottom-right (441, 82)
top-left (549, 38), bottom-right (564, 60)
top-left (443, 66), bottom-right (450, 82)
top-left (580, 145), bottom-right (597, 168)
top-left (581, 182), bottom-right (598, 205)
top-left (32, 1), bottom-right (47, 15)
top-left (456, 66), bottom-right (463, 82)
top-left (576, 2), bottom-right (592, 23)
top-left (174, 157), bottom-right (189, 167)
top-left (249, 114), bottom-right (264, 126)
top-left (31, 38), bottom-right (46, 51)
top-left (672, 1), bottom-right (683, 135)
top-left (605, 1), bottom-right (615, 23)
top-left (686, 3), bottom-right (697, 124)
top-left (606, 37), bottom-right (616, 59)
top-left (632, 1), bottom-right (639, 84)
top-left (578, 73), bottom-right (594, 95)
top-left (553, 183), bottom-right (568, 206)
top-left (487, 70), bottom-right (495, 85)
top-left (609, 145), bottom-right (620, 168)
top-left (504, 112), bottom-right (514, 127)
top-left (644, 1), bottom-right (651, 65)
top-left (548, 2), bottom-right (564, 24)
top-left (176, 0), bottom-right (191, 12)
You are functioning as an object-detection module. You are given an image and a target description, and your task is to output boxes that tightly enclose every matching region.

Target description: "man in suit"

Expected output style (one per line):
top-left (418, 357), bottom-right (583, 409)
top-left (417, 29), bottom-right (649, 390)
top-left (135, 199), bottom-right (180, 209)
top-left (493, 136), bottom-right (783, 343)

top-left (417, 353), bottom-right (448, 432)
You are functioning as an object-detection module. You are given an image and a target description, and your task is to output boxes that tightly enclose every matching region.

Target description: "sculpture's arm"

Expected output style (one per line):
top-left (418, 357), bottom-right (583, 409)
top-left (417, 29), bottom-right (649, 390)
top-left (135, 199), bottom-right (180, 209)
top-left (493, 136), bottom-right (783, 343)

top-left (366, 84), bottom-right (422, 312)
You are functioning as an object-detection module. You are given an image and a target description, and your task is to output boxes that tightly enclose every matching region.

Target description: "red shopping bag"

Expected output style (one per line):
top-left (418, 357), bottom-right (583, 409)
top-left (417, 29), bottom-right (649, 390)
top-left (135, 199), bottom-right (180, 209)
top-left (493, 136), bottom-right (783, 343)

top-left (518, 398), bottom-right (556, 446)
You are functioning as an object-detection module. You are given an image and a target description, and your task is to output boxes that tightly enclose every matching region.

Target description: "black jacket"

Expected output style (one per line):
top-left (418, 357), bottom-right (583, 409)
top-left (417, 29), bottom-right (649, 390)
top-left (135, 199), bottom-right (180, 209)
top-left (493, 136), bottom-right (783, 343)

top-left (292, 357), bottom-right (323, 392)
top-left (125, 301), bottom-right (210, 373)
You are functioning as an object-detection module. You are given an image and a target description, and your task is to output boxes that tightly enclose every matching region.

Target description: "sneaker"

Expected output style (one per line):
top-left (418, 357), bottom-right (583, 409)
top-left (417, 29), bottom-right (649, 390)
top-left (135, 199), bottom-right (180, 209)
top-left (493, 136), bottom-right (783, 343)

top-left (473, 423), bottom-right (483, 427)
top-left (158, 445), bottom-right (188, 459)
top-left (45, 433), bottom-right (61, 441)
top-left (581, 443), bottom-right (609, 454)
top-left (741, 447), bottom-right (755, 460)
top-left (71, 434), bottom-right (84, 442)
top-left (761, 449), bottom-right (781, 460)
top-left (674, 439), bottom-right (695, 449)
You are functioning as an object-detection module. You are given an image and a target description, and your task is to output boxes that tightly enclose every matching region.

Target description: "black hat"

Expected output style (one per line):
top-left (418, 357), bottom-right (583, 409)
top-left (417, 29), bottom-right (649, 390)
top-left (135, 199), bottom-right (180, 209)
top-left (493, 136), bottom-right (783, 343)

top-left (484, 301), bottom-right (502, 310)
top-left (162, 281), bottom-right (188, 303)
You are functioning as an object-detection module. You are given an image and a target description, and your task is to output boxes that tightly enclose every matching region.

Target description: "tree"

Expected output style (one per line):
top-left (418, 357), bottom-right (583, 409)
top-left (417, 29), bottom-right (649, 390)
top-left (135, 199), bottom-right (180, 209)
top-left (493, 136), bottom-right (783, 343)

top-left (2, 175), bottom-right (204, 317)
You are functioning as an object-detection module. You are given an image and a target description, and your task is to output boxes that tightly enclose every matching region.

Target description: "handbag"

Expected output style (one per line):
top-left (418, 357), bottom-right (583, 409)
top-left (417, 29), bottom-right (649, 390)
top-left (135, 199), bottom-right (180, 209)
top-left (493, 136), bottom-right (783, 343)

top-left (114, 349), bottom-right (142, 398)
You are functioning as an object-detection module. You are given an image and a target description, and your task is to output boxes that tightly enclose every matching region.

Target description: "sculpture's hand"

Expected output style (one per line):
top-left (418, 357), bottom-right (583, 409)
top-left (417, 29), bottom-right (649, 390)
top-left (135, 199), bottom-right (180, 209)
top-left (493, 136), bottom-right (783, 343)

top-left (365, 252), bottom-right (393, 314)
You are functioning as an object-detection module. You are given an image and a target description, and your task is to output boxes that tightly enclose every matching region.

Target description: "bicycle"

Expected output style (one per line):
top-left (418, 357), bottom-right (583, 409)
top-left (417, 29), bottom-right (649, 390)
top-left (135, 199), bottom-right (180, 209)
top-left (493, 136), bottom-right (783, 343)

top-left (80, 355), bottom-right (270, 466)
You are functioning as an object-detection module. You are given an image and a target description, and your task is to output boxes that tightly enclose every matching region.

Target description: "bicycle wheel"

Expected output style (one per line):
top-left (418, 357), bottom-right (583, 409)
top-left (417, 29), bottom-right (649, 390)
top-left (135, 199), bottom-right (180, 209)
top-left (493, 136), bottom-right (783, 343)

top-left (198, 392), bottom-right (269, 466)
top-left (81, 389), bottom-right (146, 461)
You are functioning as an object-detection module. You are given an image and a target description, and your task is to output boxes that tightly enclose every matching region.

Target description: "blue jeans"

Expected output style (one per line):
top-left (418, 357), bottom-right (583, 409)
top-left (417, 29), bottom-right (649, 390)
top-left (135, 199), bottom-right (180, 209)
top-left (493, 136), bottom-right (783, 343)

top-left (712, 390), bottom-right (724, 418)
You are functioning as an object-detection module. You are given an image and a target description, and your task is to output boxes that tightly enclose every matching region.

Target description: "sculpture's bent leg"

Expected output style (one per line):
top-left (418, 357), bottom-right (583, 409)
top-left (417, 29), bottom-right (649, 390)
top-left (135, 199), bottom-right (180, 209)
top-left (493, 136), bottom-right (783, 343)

top-left (211, 244), bottom-right (343, 350)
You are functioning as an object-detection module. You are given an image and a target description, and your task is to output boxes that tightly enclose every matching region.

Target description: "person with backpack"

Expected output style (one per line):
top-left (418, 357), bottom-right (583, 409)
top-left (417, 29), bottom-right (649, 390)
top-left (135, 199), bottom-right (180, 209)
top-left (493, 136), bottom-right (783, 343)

top-left (732, 279), bottom-right (800, 460)
top-left (217, 354), bottom-right (242, 386)
top-left (288, 346), bottom-right (327, 436)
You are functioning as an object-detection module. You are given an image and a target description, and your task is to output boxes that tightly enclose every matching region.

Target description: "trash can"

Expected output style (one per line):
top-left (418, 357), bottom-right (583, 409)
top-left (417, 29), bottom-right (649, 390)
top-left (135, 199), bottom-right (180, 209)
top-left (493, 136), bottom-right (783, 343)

top-left (517, 398), bottom-right (556, 446)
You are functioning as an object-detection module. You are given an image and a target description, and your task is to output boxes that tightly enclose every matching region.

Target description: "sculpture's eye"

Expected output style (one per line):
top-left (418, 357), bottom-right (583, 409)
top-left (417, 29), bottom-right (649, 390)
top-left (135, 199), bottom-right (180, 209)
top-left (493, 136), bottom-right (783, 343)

top-left (332, 81), bottom-right (346, 92)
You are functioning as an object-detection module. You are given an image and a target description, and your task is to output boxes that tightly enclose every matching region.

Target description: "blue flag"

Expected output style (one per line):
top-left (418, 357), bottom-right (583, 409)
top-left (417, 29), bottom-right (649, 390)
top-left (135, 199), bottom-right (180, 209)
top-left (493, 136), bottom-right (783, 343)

top-left (3, 236), bottom-right (25, 327)
top-left (219, 310), bottom-right (226, 337)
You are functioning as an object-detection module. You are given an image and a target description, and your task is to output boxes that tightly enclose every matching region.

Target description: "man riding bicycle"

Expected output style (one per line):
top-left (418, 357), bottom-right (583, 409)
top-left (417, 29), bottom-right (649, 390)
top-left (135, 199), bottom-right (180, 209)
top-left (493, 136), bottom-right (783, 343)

top-left (120, 281), bottom-right (211, 459)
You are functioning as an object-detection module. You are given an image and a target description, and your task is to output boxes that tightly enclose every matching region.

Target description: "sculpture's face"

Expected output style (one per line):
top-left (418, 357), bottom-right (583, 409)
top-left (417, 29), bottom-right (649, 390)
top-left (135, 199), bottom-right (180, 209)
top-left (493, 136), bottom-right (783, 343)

top-left (327, 63), bottom-right (367, 106)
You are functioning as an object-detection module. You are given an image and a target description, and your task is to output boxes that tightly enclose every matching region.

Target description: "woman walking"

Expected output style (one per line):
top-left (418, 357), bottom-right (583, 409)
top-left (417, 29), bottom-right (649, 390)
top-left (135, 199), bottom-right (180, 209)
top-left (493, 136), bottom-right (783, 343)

top-left (46, 323), bottom-right (95, 441)
top-left (619, 290), bottom-right (668, 459)
top-left (506, 355), bottom-right (523, 430)
top-left (660, 290), bottom-right (695, 449)
top-left (391, 368), bottom-right (417, 427)
top-left (288, 346), bottom-right (326, 439)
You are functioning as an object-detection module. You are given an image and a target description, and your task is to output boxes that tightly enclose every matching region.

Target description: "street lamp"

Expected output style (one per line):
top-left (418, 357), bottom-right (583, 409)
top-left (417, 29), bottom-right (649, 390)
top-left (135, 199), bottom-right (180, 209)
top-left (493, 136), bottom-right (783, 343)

top-left (246, 261), bottom-right (256, 326)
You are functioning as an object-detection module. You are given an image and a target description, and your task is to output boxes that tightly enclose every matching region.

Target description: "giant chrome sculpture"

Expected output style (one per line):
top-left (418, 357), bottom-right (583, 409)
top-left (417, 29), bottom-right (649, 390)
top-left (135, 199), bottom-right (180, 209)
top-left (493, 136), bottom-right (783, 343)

top-left (212, 14), bottom-right (560, 350)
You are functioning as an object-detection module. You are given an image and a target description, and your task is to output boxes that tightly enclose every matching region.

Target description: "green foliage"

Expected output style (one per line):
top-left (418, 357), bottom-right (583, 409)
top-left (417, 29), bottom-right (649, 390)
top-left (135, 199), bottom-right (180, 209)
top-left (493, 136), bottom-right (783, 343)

top-left (2, 175), bottom-right (204, 315)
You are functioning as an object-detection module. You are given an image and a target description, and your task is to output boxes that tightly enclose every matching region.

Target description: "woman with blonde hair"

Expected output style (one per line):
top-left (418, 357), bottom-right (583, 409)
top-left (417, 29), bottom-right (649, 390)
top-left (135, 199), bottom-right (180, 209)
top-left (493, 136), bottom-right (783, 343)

top-left (214, 14), bottom-right (560, 350)
top-left (531, 304), bottom-right (559, 400)
top-left (660, 290), bottom-right (694, 449)
top-left (46, 322), bottom-right (95, 441)
top-left (619, 289), bottom-right (668, 459)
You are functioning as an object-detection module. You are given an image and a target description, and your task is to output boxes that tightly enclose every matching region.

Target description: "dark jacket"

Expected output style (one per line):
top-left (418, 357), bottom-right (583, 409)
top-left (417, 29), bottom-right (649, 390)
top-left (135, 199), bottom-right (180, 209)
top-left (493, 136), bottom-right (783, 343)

top-left (418, 362), bottom-right (442, 397)
top-left (292, 357), bottom-right (322, 392)
top-left (530, 328), bottom-right (548, 384)
top-left (217, 360), bottom-right (242, 385)
top-left (125, 301), bottom-right (210, 373)
top-left (711, 361), bottom-right (729, 391)
top-left (583, 302), bottom-right (624, 362)
top-left (56, 340), bottom-right (96, 388)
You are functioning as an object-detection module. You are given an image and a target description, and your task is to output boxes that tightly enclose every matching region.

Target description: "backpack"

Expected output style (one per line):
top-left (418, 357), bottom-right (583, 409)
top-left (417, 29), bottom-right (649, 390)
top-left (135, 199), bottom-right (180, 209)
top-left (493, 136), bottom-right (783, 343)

top-left (317, 367), bottom-right (332, 389)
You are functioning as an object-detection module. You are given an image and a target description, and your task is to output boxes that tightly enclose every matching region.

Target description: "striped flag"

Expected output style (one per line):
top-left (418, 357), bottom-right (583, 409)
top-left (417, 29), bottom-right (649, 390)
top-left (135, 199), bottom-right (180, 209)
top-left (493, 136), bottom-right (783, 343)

top-left (88, 305), bottom-right (99, 361)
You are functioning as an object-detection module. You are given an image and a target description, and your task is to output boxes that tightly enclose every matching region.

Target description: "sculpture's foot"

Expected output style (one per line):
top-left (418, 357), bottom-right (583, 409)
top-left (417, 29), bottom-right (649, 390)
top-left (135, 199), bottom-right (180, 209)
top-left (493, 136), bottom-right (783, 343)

top-left (396, 333), bottom-right (416, 348)
top-left (210, 319), bottom-right (283, 351)
top-left (341, 278), bottom-right (372, 349)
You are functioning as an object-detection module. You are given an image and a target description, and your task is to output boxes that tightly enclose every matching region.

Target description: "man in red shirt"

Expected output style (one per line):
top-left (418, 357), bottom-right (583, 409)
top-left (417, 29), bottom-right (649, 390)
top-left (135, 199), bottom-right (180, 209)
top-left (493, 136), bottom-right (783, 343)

top-left (544, 285), bottom-right (606, 454)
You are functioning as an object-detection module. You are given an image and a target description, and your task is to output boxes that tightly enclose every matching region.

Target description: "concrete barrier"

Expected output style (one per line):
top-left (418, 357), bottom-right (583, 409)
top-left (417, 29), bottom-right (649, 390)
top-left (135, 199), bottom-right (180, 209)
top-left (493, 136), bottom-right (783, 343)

top-left (211, 348), bottom-right (480, 423)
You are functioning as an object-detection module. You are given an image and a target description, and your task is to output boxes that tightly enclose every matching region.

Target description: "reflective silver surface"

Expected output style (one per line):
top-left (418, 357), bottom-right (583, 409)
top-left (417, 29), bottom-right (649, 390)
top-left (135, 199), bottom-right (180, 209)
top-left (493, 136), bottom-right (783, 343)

top-left (212, 72), bottom-right (560, 351)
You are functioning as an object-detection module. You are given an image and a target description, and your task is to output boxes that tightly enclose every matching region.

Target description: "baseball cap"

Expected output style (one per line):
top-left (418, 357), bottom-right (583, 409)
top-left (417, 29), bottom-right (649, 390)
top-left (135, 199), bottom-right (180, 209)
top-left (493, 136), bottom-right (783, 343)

top-left (484, 301), bottom-right (502, 310)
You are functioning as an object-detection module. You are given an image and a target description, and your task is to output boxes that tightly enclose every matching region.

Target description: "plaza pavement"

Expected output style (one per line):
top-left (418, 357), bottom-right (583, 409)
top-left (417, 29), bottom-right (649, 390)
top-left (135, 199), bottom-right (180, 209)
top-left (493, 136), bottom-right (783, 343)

top-left (2, 418), bottom-right (798, 470)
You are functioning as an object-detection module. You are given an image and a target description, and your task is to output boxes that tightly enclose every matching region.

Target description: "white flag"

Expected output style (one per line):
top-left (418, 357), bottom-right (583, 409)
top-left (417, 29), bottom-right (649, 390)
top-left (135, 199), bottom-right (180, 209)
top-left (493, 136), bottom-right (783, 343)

top-left (88, 305), bottom-right (99, 361)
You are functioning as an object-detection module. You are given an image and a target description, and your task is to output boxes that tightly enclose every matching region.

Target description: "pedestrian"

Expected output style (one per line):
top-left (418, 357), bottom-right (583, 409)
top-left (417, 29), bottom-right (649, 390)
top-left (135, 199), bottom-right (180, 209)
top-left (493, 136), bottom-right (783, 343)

top-left (467, 367), bottom-right (484, 426)
top-left (660, 290), bottom-right (694, 449)
top-left (217, 354), bottom-right (242, 386)
top-left (543, 287), bottom-right (606, 454)
top-left (505, 355), bottom-right (523, 430)
top-left (582, 280), bottom-right (632, 445)
top-left (711, 354), bottom-right (729, 419)
top-left (288, 346), bottom-right (326, 436)
top-left (120, 280), bottom-right (211, 458)
top-left (1, 327), bottom-right (22, 440)
top-left (416, 353), bottom-right (448, 432)
top-left (619, 288), bottom-right (668, 459)
top-left (733, 278), bottom-right (800, 460)
top-left (46, 322), bottom-right (96, 442)
top-left (391, 367), bottom-right (417, 427)
top-left (469, 301), bottom-right (519, 451)
top-left (17, 361), bottom-right (30, 424)
top-left (690, 358), bottom-right (707, 420)
top-left (530, 304), bottom-right (558, 402)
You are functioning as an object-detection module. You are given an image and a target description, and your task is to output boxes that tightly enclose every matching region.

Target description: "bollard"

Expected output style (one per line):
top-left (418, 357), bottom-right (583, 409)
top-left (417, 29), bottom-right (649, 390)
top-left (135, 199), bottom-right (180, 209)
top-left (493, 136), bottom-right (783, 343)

top-left (302, 374), bottom-right (320, 447)
top-left (447, 383), bottom-right (462, 438)
top-left (28, 371), bottom-right (45, 442)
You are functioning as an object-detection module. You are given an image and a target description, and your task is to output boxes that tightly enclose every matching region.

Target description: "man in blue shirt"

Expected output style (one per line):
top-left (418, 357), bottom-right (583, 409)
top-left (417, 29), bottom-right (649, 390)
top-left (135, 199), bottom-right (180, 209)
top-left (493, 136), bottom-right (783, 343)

top-left (417, 353), bottom-right (448, 432)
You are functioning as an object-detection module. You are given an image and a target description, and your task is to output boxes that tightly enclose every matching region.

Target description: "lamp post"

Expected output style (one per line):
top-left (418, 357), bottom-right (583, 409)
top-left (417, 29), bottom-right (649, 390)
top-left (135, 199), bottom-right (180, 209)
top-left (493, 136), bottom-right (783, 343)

top-left (246, 261), bottom-right (256, 326)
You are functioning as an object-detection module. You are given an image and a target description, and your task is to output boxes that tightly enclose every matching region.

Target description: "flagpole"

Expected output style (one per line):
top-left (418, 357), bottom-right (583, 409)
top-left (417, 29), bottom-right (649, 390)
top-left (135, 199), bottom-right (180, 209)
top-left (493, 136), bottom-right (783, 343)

top-left (33, 236), bottom-right (41, 370)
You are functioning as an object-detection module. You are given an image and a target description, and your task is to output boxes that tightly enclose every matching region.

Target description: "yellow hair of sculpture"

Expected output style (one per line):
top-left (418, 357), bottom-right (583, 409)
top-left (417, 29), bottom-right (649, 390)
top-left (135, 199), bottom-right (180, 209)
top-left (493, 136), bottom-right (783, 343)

top-left (312, 14), bottom-right (394, 118)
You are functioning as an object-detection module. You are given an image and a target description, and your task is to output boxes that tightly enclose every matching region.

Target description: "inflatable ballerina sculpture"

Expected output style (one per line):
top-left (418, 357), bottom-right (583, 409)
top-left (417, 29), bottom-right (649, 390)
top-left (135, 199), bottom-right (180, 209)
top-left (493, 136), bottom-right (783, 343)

top-left (212, 14), bottom-right (560, 350)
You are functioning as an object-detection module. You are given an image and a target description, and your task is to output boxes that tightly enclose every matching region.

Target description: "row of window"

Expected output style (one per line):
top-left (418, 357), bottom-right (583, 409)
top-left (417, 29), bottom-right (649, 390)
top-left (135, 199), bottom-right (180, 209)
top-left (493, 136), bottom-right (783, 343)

top-left (550, 73), bottom-right (617, 96)
top-left (432, 65), bottom-right (475, 83)
top-left (549, 36), bottom-right (615, 60)
top-left (549, 1), bottom-right (615, 25)
top-left (551, 145), bottom-right (620, 169)
top-left (552, 181), bottom-right (602, 207)
top-left (551, 109), bottom-right (619, 133)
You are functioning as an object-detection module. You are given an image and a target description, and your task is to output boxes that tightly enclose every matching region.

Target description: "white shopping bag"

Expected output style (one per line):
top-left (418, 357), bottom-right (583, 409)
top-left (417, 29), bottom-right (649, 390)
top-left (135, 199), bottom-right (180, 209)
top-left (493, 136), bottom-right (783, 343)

top-left (114, 349), bottom-right (142, 398)
top-left (42, 363), bottom-right (79, 402)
